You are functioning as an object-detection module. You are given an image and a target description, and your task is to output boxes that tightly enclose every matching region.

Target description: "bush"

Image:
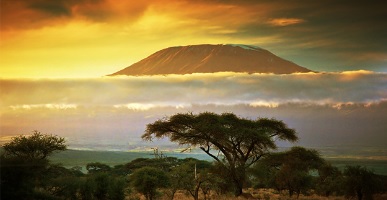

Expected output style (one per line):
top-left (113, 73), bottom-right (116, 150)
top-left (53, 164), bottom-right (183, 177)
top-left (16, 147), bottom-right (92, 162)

top-left (131, 167), bottom-right (170, 200)
top-left (343, 165), bottom-right (382, 200)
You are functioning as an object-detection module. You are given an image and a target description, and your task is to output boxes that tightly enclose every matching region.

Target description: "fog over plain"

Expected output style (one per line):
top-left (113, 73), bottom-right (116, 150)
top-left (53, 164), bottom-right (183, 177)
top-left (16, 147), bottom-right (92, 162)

top-left (1, 71), bottom-right (386, 151)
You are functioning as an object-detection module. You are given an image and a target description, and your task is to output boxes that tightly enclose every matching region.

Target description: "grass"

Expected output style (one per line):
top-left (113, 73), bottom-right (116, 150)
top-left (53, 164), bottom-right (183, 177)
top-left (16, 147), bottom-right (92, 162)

top-left (126, 188), bottom-right (387, 200)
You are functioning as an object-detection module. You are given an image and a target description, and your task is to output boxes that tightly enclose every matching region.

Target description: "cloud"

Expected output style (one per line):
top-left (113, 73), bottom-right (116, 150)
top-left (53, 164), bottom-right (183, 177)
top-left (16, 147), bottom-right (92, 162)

top-left (0, 0), bottom-right (150, 30)
top-left (1, 99), bottom-right (386, 150)
top-left (1, 71), bottom-right (386, 109)
top-left (267, 18), bottom-right (306, 26)
top-left (1, 76), bottom-right (386, 151)
top-left (1, 71), bottom-right (386, 147)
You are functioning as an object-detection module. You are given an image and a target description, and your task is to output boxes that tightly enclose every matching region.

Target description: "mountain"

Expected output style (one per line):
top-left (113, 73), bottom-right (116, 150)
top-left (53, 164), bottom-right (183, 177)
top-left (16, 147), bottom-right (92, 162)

top-left (109, 44), bottom-right (312, 76)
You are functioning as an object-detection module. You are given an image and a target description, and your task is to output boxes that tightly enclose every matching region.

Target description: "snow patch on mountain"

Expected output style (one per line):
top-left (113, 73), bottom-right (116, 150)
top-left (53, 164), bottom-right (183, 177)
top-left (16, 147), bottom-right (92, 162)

top-left (226, 44), bottom-right (263, 51)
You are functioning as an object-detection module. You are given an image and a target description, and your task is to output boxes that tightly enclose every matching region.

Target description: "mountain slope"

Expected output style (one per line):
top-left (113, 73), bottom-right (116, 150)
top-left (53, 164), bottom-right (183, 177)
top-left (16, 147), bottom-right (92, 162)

top-left (110, 44), bottom-right (312, 76)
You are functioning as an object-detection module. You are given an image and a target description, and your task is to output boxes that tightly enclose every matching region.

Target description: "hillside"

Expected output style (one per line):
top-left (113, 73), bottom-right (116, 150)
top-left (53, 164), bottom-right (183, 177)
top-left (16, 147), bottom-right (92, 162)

top-left (109, 44), bottom-right (312, 76)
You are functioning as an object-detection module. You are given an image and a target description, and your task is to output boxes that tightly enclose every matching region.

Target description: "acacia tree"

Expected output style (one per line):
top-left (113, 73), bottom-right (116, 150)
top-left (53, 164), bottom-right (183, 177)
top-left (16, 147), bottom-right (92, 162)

top-left (259, 147), bottom-right (324, 197)
top-left (316, 163), bottom-right (343, 197)
top-left (343, 165), bottom-right (382, 200)
top-left (131, 167), bottom-right (170, 200)
top-left (2, 130), bottom-right (66, 160)
top-left (168, 159), bottom-right (213, 200)
top-left (1, 131), bottom-right (67, 199)
top-left (142, 112), bottom-right (298, 196)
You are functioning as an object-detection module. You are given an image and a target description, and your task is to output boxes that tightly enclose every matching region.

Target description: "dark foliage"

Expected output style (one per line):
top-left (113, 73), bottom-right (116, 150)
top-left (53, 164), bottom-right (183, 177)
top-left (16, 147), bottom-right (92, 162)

top-left (316, 163), bottom-right (344, 196)
top-left (343, 165), bottom-right (383, 200)
top-left (253, 146), bottom-right (324, 197)
top-left (1, 131), bottom-right (67, 199)
top-left (143, 112), bottom-right (298, 196)
top-left (2, 130), bottom-right (66, 160)
top-left (131, 167), bottom-right (170, 200)
top-left (86, 162), bottom-right (112, 174)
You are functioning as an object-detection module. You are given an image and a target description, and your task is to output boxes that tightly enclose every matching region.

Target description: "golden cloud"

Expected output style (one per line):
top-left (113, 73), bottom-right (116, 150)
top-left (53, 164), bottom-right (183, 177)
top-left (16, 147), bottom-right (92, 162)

top-left (267, 18), bottom-right (306, 26)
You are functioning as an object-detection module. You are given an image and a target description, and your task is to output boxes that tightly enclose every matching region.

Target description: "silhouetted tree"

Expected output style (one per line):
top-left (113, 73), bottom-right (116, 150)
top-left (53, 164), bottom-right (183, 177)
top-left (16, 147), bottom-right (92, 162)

top-left (343, 165), bottom-right (382, 200)
top-left (80, 177), bottom-right (97, 200)
top-left (316, 163), bottom-right (343, 197)
top-left (93, 173), bottom-right (110, 200)
top-left (1, 131), bottom-right (67, 199)
top-left (142, 112), bottom-right (298, 196)
top-left (167, 159), bottom-right (213, 200)
top-left (2, 130), bottom-right (66, 160)
top-left (108, 177), bottom-right (127, 200)
top-left (131, 167), bottom-right (170, 200)
top-left (257, 146), bottom-right (324, 197)
top-left (79, 172), bottom-right (127, 200)
top-left (43, 164), bottom-right (83, 199)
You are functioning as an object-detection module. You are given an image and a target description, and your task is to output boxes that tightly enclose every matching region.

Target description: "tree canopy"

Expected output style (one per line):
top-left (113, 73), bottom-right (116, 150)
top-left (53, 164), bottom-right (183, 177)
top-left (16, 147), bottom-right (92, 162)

top-left (343, 165), bottom-right (382, 200)
top-left (2, 130), bottom-right (67, 160)
top-left (1, 131), bottom-right (67, 199)
top-left (257, 146), bottom-right (325, 197)
top-left (142, 112), bottom-right (298, 196)
top-left (131, 167), bottom-right (170, 200)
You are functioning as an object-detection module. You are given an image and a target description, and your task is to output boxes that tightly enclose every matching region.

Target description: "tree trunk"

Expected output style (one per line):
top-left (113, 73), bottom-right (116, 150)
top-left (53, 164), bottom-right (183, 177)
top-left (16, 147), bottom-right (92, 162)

top-left (189, 181), bottom-right (201, 200)
top-left (193, 187), bottom-right (200, 200)
top-left (234, 185), bottom-right (243, 197)
top-left (357, 189), bottom-right (363, 200)
top-left (233, 174), bottom-right (244, 196)
top-left (166, 189), bottom-right (177, 200)
top-left (231, 167), bottom-right (245, 196)
top-left (288, 189), bottom-right (294, 197)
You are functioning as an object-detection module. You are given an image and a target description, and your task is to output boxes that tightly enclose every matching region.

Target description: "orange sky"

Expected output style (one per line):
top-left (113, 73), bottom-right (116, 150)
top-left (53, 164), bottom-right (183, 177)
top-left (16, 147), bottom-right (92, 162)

top-left (1, 1), bottom-right (386, 153)
top-left (1, 0), bottom-right (386, 78)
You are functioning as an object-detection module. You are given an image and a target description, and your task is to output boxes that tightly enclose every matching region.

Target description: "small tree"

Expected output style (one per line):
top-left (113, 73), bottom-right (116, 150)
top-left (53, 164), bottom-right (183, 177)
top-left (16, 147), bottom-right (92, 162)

top-left (1, 131), bottom-right (67, 199)
top-left (2, 130), bottom-right (66, 160)
top-left (93, 173), bottom-right (110, 200)
top-left (343, 165), bottom-right (382, 200)
top-left (42, 164), bottom-right (83, 199)
top-left (80, 177), bottom-right (97, 200)
top-left (142, 112), bottom-right (297, 196)
top-left (108, 177), bottom-right (127, 200)
top-left (169, 159), bottom-right (212, 200)
top-left (316, 163), bottom-right (343, 197)
top-left (131, 167), bottom-right (170, 200)
top-left (257, 146), bottom-right (324, 197)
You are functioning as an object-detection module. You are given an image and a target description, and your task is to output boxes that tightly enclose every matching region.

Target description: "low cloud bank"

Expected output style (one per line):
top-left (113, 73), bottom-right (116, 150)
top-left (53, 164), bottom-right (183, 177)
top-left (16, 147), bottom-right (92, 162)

top-left (2, 71), bottom-right (386, 109)
top-left (1, 71), bottom-right (386, 150)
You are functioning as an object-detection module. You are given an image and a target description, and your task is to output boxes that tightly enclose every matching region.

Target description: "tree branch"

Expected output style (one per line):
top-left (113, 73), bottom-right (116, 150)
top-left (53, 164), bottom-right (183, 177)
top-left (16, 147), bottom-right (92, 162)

top-left (199, 145), bottom-right (221, 163)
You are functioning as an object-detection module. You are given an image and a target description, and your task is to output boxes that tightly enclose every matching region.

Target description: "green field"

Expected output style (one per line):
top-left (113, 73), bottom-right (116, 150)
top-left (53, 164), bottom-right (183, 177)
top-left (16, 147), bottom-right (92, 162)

top-left (50, 149), bottom-right (211, 168)
top-left (50, 149), bottom-right (387, 175)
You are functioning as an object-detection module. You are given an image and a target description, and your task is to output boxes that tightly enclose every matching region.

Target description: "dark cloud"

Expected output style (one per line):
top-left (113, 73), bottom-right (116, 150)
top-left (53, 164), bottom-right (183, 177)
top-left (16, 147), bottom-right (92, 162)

top-left (0, 0), bottom-right (146, 29)
top-left (211, 1), bottom-right (387, 72)
top-left (28, 0), bottom-right (72, 16)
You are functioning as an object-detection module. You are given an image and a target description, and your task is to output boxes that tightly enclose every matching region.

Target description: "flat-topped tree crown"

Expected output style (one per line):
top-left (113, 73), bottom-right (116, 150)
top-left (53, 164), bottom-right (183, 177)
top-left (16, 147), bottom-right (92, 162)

top-left (142, 112), bottom-right (298, 196)
top-left (110, 44), bottom-right (312, 76)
